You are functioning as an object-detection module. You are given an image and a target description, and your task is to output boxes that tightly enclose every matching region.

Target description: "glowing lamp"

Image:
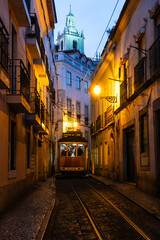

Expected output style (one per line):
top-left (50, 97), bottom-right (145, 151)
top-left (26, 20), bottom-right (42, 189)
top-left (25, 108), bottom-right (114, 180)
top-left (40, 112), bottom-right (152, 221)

top-left (74, 122), bottom-right (77, 127)
top-left (94, 85), bottom-right (100, 95)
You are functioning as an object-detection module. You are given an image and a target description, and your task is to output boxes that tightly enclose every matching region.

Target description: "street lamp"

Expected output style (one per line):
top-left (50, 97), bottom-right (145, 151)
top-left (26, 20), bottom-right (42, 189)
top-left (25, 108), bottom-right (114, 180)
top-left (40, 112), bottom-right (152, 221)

top-left (94, 85), bottom-right (100, 95)
top-left (93, 85), bottom-right (117, 103)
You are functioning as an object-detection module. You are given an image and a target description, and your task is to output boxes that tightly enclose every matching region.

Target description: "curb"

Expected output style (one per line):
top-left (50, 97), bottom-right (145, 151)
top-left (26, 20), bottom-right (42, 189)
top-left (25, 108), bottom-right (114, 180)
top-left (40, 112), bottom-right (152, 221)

top-left (36, 178), bottom-right (56, 240)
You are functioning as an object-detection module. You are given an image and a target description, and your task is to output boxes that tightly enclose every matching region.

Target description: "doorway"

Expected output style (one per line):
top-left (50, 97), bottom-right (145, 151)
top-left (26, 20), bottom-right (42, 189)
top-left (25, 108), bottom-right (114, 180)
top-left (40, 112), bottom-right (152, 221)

top-left (123, 125), bottom-right (136, 183)
top-left (155, 109), bottom-right (160, 193)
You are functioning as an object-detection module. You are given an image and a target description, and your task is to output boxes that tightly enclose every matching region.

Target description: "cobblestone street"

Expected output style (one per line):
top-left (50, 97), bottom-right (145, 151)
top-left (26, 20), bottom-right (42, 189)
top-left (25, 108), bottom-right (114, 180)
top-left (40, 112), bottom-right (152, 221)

top-left (0, 178), bottom-right (55, 240)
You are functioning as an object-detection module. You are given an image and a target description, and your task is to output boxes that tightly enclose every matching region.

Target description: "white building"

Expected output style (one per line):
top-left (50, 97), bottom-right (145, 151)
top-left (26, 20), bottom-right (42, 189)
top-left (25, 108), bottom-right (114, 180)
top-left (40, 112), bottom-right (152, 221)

top-left (54, 7), bottom-right (97, 172)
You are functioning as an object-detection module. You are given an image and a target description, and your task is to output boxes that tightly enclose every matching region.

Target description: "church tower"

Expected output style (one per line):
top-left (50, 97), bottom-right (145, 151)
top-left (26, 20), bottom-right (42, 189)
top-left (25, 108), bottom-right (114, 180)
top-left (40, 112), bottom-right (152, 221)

top-left (57, 6), bottom-right (84, 54)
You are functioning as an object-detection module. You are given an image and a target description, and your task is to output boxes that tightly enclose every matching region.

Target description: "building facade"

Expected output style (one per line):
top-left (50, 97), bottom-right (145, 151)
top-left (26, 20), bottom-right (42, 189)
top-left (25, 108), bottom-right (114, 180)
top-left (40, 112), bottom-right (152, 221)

top-left (54, 8), bottom-right (95, 172)
top-left (0, 0), bottom-right (57, 212)
top-left (90, 0), bottom-right (160, 195)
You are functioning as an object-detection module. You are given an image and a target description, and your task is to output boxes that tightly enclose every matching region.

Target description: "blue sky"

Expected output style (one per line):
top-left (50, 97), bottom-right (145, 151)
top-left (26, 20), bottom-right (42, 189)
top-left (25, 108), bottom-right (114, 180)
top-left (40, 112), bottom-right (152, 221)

top-left (54, 0), bottom-right (126, 58)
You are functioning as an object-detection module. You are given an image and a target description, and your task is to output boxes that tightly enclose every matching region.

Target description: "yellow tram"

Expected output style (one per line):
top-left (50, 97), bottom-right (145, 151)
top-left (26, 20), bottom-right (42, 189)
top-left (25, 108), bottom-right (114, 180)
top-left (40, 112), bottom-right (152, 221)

top-left (58, 131), bottom-right (89, 174)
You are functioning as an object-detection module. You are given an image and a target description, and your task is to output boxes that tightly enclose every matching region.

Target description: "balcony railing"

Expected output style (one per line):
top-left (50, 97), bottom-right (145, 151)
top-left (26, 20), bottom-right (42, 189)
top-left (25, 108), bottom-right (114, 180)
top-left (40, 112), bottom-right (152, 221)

top-left (44, 54), bottom-right (50, 79)
top-left (104, 105), bottom-right (114, 126)
top-left (149, 36), bottom-right (160, 77)
top-left (120, 79), bottom-right (127, 105)
top-left (96, 114), bottom-right (103, 131)
top-left (30, 88), bottom-right (40, 117)
top-left (134, 57), bottom-right (146, 91)
top-left (26, 13), bottom-right (40, 48)
top-left (41, 101), bottom-right (45, 124)
top-left (0, 18), bottom-right (9, 73)
top-left (45, 110), bottom-right (49, 129)
top-left (9, 59), bottom-right (30, 103)
top-left (40, 38), bottom-right (45, 62)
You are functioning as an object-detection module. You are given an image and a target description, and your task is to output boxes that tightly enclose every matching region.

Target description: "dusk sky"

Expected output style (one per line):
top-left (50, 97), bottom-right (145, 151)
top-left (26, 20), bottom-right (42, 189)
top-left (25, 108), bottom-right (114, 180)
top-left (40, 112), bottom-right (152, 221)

top-left (54, 0), bottom-right (126, 58)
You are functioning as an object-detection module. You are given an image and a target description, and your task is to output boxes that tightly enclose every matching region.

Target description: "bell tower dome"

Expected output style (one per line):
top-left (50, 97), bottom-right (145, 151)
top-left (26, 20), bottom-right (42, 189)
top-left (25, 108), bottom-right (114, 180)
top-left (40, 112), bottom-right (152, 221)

top-left (57, 5), bottom-right (84, 54)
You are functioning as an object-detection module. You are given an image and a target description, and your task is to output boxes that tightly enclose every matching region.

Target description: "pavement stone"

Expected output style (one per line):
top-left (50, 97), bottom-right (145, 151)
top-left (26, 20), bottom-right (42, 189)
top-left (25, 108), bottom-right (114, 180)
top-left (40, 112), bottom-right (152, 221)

top-left (91, 174), bottom-right (160, 220)
top-left (0, 177), bottom-right (56, 240)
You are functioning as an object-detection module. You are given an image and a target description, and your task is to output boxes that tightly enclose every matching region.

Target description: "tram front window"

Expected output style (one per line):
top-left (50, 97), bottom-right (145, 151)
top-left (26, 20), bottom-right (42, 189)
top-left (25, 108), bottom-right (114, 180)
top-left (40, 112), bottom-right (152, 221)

top-left (68, 144), bottom-right (76, 157)
top-left (61, 144), bottom-right (67, 156)
top-left (77, 144), bottom-right (84, 156)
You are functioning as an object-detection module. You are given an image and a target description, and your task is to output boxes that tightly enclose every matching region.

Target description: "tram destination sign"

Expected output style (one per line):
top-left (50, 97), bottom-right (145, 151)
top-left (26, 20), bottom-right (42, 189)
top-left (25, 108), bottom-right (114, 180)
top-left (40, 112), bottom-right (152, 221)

top-left (63, 131), bottom-right (82, 138)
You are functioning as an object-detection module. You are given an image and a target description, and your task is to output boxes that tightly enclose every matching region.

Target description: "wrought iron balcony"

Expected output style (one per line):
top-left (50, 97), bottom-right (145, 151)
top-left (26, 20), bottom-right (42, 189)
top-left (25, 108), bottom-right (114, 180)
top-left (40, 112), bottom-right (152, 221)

top-left (41, 101), bottom-right (45, 124)
top-left (33, 38), bottom-right (49, 86)
top-left (149, 36), bottom-right (160, 78)
top-left (7, 59), bottom-right (30, 113)
top-left (134, 57), bottom-right (146, 91)
top-left (9, 0), bottom-right (31, 27)
top-left (96, 114), bottom-right (103, 131)
top-left (26, 13), bottom-right (41, 59)
top-left (0, 18), bottom-right (9, 89)
top-left (120, 79), bottom-right (127, 105)
top-left (40, 38), bottom-right (45, 62)
top-left (25, 88), bottom-right (41, 125)
top-left (45, 110), bottom-right (49, 129)
top-left (104, 105), bottom-right (114, 127)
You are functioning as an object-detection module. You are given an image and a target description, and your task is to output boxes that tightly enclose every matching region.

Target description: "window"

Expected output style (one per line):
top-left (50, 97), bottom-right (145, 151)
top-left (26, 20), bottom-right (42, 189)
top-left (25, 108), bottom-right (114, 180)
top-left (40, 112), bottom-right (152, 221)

top-left (61, 144), bottom-right (67, 156)
top-left (96, 146), bottom-right (98, 165)
top-left (27, 131), bottom-right (30, 169)
top-left (67, 71), bottom-right (71, 86)
top-left (85, 131), bottom-right (88, 140)
top-left (76, 76), bottom-right (80, 90)
top-left (140, 112), bottom-right (149, 155)
top-left (155, 14), bottom-right (160, 39)
top-left (0, 18), bottom-right (9, 73)
top-left (67, 98), bottom-right (71, 117)
top-left (68, 144), bottom-right (76, 157)
top-left (100, 144), bottom-right (103, 165)
top-left (84, 81), bottom-right (88, 93)
top-left (104, 142), bottom-right (108, 166)
top-left (77, 144), bottom-right (84, 156)
top-left (73, 40), bottom-right (77, 50)
top-left (85, 105), bottom-right (89, 125)
top-left (61, 40), bottom-right (63, 50)
top-left (76, 102), bottom-right (81, 123)
top-left (10, 120), bottom-right (16, 170)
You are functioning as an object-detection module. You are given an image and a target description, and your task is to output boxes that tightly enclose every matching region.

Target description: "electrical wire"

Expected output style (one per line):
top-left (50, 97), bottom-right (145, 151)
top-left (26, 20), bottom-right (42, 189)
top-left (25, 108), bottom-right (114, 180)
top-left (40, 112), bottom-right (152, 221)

top-left (73, 0), bottom-right (120, 105)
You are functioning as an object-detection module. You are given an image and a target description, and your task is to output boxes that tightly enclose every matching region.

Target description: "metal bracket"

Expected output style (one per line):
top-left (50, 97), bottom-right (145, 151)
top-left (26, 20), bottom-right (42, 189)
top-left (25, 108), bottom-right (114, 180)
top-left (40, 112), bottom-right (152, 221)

top-left (101, 96), bottom-right (117, 103)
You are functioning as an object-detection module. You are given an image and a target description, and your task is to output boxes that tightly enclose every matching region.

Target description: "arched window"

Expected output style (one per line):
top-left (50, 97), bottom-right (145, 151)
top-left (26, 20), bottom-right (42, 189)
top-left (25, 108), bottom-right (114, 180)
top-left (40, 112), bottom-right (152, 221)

top-left (61, 41), bottom-right (63, 50)
top-left (73, 40), bottom-right (77, 50)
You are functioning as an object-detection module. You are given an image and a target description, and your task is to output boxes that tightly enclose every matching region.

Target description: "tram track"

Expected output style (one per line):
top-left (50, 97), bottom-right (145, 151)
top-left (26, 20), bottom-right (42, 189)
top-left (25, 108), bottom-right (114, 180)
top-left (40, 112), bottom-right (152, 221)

top-left (72, 186), bottom-right (106, 240)
top-left (86, 183), bottom-right (151, 240)
top-left (44, 177), bottom-right (160, 240)
top-left (72, 183), bottom-right (146, 240)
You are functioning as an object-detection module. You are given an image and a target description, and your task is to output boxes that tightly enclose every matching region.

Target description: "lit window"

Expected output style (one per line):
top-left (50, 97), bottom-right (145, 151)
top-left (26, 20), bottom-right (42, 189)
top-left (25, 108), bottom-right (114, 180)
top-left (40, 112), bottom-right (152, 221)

top-left (76, 102), bottom-right (81, 123)
top-left (67, 98), bottom-right (71, 117)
